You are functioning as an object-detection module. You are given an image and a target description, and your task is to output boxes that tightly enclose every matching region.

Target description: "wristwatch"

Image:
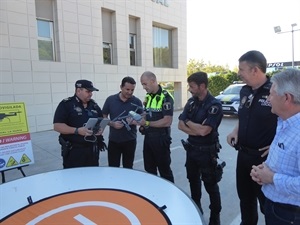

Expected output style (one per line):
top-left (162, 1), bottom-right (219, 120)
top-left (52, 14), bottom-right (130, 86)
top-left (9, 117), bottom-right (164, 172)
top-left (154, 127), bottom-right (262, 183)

top-left (145, 121), bottom-right (150, 127)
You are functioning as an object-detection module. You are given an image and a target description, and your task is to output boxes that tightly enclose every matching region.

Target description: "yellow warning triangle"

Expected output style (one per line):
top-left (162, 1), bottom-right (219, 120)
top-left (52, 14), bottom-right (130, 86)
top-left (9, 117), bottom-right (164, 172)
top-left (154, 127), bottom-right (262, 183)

top-left (20, 154), bottom-right (31, 164)
top-left (6, 156), bottom-right (19, 167)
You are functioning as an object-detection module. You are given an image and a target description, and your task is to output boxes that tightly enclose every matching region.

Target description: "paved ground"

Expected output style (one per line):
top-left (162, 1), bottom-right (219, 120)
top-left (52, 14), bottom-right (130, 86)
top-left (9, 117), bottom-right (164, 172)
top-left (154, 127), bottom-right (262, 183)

top-left (1, 111), bottom-right (265, 225)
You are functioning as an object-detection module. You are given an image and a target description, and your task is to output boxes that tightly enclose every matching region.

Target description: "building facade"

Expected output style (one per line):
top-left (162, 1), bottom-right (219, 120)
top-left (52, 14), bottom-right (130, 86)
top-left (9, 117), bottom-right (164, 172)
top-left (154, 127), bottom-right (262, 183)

top-left (0, 0), bottom-right (187, 132)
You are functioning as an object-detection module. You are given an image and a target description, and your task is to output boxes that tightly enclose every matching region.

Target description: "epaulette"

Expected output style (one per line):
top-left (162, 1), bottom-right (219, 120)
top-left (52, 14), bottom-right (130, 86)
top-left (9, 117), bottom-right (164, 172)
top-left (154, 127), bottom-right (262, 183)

top-left (63, 97), bottom-right (71, 102)
top-left (90, 99), bottom-right (100, 108)
top-left (90, 99), bottom-right (99, 106)
top-left (162, 89), bottom-right (174, 100)
top-left (263, 81), bottom-right (272, 90)
top-left (162, 89), bottom-right (168, 95)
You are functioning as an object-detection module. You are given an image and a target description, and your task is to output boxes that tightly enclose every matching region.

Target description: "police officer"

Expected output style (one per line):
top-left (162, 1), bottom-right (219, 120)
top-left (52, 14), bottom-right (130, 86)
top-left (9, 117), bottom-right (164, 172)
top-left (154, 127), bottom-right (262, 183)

top-left (53, 79), bottom-right (106, 168)
top-left (227, 50), bottom-right (277, 225)
top-left (138, 71), bottom-right (174, 183)
top-left (178, 72), bottom-right (223, 225)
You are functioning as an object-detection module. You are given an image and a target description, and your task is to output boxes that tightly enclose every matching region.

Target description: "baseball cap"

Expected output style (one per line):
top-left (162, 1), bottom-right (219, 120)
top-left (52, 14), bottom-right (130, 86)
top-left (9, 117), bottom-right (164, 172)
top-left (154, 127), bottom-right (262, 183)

top-left (75, 80), bottom-right (99, 91)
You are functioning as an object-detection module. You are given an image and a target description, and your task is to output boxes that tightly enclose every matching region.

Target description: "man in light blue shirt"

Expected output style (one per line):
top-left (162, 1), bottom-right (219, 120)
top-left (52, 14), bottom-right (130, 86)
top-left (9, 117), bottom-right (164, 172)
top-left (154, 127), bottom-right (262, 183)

top-left (250, 68), bottom-right (300, 225)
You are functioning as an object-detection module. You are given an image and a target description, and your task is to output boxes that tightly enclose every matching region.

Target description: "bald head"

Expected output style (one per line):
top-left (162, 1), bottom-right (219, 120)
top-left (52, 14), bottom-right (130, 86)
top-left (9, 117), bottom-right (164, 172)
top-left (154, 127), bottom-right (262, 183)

top-left (141, 71), bottom-right (157, 81)
top-left (140, 71), bottom-right (158, 94)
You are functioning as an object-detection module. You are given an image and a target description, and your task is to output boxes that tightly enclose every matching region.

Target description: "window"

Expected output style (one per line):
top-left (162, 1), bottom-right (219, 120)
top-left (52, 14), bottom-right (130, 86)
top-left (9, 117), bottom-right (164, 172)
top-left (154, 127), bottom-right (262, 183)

top-left (129, 34), bottom-right (136, 66)
top-left (129, 16), bottom-right (141, 66)
top-left (153, 26), bottom-right (172, 68)
top-left (37, 19), bottom-right (54, 60)
top-left (103, 42), bottom-right (112, 64)
top-left (102, 9), bottom-right (115, 64)
top-left (35, 0), bottom-right (56, 61)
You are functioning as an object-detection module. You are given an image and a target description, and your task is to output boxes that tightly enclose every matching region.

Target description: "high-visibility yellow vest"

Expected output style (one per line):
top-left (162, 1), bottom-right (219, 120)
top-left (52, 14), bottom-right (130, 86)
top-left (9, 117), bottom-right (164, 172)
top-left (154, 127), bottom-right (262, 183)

top-left (145, 89), bottom-right (174, 112)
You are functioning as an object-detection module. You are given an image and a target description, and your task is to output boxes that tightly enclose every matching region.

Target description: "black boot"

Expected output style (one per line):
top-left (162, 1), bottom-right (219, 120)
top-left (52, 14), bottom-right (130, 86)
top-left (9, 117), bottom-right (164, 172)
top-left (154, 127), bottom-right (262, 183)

top-left (209, 212), bottom-right (220, 225)
top-left (196, 202), bottom-right (204, 214)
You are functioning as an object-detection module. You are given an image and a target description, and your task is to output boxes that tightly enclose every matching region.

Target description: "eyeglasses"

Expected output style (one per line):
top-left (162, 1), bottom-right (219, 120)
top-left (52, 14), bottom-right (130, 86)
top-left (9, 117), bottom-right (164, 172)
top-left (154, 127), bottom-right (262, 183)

top-left (245, 94), bottom-right (254, 108)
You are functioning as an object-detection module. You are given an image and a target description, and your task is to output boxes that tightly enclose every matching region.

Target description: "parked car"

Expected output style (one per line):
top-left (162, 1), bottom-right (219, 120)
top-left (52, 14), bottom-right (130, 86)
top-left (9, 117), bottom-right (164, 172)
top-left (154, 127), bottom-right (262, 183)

top-left (215, 83), bottom-right (245, 115)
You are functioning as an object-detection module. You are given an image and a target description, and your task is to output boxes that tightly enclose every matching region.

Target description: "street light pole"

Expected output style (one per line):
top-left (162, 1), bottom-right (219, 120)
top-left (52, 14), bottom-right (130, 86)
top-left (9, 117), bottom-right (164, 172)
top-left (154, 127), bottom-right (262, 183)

top-left (274, 23), bottom-right (300, 68)
top-left (291, 23), bottom-right (297, 68)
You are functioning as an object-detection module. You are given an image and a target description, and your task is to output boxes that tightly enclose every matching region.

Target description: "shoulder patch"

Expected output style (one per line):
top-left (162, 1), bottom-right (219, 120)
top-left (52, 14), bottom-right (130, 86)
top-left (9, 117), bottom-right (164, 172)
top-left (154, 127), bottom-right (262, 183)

top-left (208, 105), bottom-right (219, 114)
top-left (163, 102), bottom-right (172, 111)
top-left (241, 96), bottom-right (247, 106)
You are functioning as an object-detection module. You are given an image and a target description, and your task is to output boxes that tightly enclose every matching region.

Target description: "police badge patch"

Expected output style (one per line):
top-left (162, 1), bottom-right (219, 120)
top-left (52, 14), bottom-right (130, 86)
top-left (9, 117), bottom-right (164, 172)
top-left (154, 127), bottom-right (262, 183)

top-left (240, 96), bottom-right (247, 108)
top-left (74, 107), bottom-right (82, 113)
top-left (163, 102), bottom-right (172, 110)
top-left (208, 106), bottom-right (219, 114)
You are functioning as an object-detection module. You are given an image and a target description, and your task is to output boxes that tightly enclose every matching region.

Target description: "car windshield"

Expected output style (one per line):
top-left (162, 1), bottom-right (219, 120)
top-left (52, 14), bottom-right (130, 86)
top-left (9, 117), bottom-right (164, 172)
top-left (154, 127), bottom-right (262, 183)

top-left (223, 85), bottom-right (242, 94)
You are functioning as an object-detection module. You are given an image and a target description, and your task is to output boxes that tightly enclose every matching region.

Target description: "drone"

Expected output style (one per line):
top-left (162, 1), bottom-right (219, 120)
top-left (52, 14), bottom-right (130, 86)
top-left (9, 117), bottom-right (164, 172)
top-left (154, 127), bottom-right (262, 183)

top-left (0, 112), bottom-right (20, 122)
top-left (112, 103), bottom-right (150, 131)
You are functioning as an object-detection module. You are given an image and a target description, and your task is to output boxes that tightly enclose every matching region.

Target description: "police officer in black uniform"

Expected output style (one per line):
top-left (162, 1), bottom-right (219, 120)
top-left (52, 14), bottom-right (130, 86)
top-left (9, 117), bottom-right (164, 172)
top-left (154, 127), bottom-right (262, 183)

top-left (139, 71), bottom-right (174, 183)
top-left (227, 50), bottom-right (277, 225)
top-left (53, 79), bottom-right (106, 168)
top-left (178, 72), bottom-right (223, 225)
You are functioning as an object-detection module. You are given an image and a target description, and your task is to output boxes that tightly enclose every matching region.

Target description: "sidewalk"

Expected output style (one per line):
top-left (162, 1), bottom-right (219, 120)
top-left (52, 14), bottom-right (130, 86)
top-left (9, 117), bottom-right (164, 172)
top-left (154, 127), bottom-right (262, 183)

top-left (1, 111), bottom-right (183, 183)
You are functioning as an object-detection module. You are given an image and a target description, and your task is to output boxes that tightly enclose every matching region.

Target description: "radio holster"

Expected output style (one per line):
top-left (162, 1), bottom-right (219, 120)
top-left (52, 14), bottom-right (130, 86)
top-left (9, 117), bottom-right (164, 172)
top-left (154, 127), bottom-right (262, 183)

top-left (58, 136), bottom-right (72, 158)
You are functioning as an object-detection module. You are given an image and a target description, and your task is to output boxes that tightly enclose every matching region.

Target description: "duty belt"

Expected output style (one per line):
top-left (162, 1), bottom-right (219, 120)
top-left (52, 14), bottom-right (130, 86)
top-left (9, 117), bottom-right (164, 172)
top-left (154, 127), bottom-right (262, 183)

top-left (145, 131), bottom-right (168, 137)
top-left (145, 128), bottom-right (169, 137)
top-left (188, 141), bottom-right (217, 152)
top-left (71, 142), bottom-right (94, 148)
top-left (239, 145), bottom-right (266, 156)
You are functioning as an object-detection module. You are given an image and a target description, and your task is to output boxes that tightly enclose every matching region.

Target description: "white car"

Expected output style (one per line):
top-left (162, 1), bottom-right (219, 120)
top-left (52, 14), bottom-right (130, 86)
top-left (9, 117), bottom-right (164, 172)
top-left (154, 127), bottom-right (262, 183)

top-left (215, 83), bottom-right (245, 115)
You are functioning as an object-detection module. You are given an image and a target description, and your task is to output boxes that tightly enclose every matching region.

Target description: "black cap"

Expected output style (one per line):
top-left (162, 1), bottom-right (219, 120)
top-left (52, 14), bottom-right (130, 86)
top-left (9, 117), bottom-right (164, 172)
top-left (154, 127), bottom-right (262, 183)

top-left (75, 80), bottom-right (99, 91)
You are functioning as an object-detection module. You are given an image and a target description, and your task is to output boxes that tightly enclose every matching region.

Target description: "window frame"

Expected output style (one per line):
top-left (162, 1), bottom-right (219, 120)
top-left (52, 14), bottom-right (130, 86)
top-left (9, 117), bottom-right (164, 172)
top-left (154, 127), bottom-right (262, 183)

top-left (37, 18), bottom-right (56, 61)
top-left (152, 26), bottom-right (172, 68)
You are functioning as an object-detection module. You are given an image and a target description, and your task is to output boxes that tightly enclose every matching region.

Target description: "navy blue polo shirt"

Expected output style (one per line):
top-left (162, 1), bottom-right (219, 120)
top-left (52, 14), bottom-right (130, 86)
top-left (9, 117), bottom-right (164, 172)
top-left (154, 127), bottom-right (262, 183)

top-left (179, 92), bottom-right (223, 145)
top-left (53, 95), bottom-right (103, 144)
top-left (102, 93), bottom-right (143, 143)
top-left (237, 79), bottom-right (277, 149)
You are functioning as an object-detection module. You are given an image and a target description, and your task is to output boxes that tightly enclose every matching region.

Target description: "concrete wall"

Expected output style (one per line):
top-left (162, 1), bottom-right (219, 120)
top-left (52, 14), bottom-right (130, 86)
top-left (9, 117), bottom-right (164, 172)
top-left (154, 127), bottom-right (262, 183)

top-left (0, 0), bottom-right (187, 132)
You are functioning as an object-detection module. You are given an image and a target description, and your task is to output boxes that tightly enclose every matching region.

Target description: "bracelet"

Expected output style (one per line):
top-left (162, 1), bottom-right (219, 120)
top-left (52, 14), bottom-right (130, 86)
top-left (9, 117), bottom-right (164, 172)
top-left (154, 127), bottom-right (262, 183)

top-left (74, 127), bottom-right (79, 135)
top-left (145, 121), bottom-right (150, 127)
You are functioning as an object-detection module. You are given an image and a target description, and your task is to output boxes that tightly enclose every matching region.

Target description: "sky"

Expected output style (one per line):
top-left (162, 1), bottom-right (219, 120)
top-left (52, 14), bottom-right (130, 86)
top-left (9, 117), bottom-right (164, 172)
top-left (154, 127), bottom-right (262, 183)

top-left (186, 0), bottom-right (300, 69)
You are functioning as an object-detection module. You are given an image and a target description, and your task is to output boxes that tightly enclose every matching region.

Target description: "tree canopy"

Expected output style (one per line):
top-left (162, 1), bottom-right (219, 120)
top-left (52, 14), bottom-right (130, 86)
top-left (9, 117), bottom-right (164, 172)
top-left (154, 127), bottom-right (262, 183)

top-left (187, 59), bottom-right (239, 96)
top-left (186, 58), bottom-right (284, 96)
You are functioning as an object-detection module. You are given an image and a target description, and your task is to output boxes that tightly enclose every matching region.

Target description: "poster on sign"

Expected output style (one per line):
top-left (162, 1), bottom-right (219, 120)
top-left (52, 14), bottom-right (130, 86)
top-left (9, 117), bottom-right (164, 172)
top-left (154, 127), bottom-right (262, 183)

top-left (0, 102), bottom-right (34, 172)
